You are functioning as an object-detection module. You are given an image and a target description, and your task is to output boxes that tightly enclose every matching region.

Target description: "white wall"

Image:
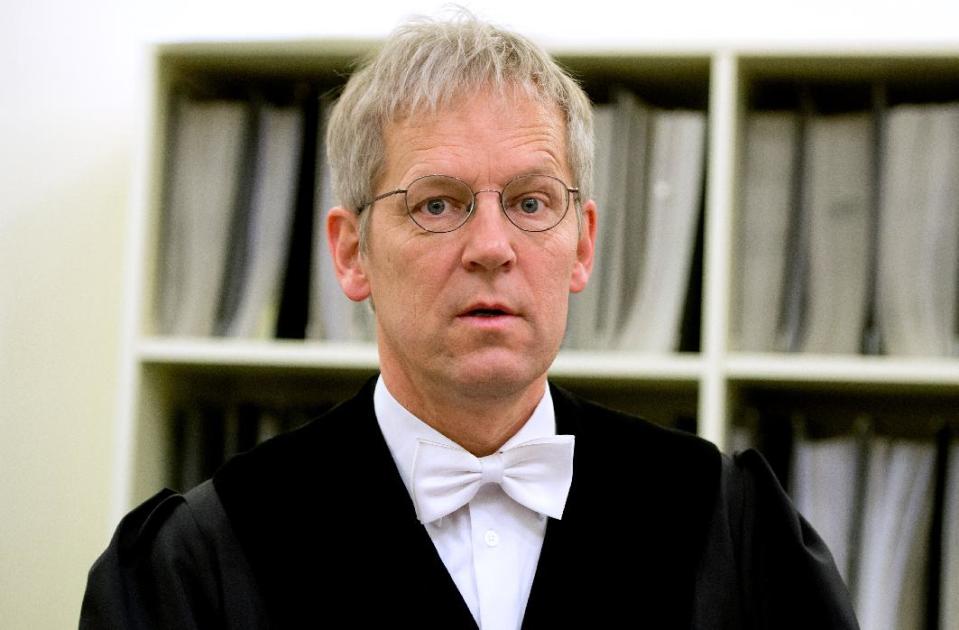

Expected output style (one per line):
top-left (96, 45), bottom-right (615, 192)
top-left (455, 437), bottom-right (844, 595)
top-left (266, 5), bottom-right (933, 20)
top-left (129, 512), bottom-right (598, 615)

top-left (0, 1), bottom-right (140, 627)
top-left (143, 0), bottom-right (959, 47)
top-left (2, 0), bottom-right (958, 627)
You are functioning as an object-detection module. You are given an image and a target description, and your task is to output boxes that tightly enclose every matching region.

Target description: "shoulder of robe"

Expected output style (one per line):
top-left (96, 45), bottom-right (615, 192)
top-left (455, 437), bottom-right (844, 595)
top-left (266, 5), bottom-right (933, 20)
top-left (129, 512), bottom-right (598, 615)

top-left (112, 488), bottom-right (187, 566)
top-left (81, 487), bottom-right (212, 628)
top-left (718, 448), bottom-right (809, 570)
top-left (723, 447), bottom-right (809, 545)
top-left (107, 480), bottom-right (226, 566)
top-left (718, 448), bottom-right (861, 630)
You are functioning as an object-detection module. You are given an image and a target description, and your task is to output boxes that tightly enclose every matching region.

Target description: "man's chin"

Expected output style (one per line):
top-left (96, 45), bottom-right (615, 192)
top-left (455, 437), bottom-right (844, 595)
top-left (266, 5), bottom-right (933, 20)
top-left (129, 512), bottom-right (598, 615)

top-left (445, 352), bottom-right (551, 398)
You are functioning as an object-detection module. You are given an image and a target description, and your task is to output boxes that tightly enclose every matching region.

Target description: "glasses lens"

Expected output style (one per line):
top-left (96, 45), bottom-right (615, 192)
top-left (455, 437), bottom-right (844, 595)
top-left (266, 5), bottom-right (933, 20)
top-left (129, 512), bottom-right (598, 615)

top-left (405, 175), bottom-right (473, 233)
top-left (502, 175), bottom-right (568, 232)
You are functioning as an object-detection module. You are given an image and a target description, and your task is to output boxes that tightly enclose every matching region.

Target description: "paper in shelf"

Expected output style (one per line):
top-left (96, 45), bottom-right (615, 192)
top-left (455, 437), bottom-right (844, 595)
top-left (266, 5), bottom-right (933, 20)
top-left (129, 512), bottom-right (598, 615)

top-left (877, 103), bottom-right (959, 357)
top-left (592, 90), bottom-right (650, 349)
top-left (732, 111), bottom-right (798, 352)
top-left (156, 95), bottom-right (249, 337)
top-left (616, 108), bottom-right (706, 352)
top-left (275, 86), bottom-right (320, 339)
top-left (854, 436), bottom-right (936, 630)
top-left (799, 111), bottom-right (874, 354)
top-left (219, 100), bottom-right (303, 338)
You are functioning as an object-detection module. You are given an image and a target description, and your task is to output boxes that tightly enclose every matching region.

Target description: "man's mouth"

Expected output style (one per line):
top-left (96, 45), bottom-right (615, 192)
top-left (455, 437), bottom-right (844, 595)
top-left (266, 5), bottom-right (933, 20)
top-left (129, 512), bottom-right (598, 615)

top-left (459, 303), bottom-right (516, 319)
top-left (468, 308), bottom-right (508, 317)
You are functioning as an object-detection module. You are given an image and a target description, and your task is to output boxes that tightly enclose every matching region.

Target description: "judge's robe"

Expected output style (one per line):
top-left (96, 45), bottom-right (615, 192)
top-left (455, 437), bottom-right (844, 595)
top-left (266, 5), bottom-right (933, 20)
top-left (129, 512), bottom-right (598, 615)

top-left (81, 380), bottom-right (860, 629)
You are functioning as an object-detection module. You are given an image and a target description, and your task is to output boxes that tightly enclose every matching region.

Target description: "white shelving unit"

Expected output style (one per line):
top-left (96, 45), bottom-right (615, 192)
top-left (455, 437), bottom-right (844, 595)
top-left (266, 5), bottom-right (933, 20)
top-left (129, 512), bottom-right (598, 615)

top-left (112, 38), bottom-right (959, 520)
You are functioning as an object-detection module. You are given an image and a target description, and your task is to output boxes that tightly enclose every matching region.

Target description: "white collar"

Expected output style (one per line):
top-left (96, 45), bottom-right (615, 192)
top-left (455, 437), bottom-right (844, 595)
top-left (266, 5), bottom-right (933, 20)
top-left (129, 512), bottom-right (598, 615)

top-left (373, 375), bottom-right (557, 504)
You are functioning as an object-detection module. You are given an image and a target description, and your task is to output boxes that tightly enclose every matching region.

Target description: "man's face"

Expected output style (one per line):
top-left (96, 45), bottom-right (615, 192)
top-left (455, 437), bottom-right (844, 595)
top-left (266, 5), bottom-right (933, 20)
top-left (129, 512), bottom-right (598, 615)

top-left (336, 86), bottom-right (596, 404)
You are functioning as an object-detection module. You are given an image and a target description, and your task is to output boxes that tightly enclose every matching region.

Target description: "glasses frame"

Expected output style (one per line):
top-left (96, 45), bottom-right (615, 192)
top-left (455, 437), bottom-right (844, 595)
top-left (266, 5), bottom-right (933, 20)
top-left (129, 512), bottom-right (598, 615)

top-left (359, 173), bottom-right (580, 234)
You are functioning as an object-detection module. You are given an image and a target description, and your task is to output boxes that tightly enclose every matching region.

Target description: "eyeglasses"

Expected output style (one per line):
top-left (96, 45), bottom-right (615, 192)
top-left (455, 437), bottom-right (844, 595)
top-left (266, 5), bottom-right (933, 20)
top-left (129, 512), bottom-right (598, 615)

top-left (360, 173), bottom-right (579, 233)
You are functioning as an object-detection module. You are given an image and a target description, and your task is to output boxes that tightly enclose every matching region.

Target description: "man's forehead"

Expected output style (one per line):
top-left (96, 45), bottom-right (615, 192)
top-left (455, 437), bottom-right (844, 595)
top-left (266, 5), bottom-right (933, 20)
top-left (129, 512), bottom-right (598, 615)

top-left (391, 88), bottom-right (562, 130)
top-left (380, 87), bottom-right (570, 182)
top-left (389, 80), bottom-right (557, 123)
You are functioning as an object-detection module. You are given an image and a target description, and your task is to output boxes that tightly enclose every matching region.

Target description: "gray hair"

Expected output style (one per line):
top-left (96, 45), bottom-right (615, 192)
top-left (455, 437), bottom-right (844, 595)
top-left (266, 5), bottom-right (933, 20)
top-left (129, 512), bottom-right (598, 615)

top-left (325, 11), bottom-right (594, 244)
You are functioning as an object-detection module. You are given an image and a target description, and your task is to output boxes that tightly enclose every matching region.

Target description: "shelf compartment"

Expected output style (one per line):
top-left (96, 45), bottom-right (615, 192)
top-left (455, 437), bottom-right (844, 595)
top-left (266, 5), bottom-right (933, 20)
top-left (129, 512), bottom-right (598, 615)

top-left (726, 353), bottom-right (959, 391)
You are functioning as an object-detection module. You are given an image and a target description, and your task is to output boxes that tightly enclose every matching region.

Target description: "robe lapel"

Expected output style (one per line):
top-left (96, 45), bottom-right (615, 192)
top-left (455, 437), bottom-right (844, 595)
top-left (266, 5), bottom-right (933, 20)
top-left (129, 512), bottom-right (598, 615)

top-left (521, 384), bottom-right (594, 628)
top-left (215, 377), bottom-right (477, 629)
top-left (349, 388), bottom-right (478, 629)
top-left (521, 384), bottom-right (722, 629)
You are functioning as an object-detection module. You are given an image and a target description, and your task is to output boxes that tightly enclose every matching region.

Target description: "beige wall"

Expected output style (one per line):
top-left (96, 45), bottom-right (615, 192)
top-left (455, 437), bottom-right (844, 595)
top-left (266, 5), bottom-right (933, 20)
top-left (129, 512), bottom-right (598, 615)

top-left (0, 1), bottom-right (138, 626)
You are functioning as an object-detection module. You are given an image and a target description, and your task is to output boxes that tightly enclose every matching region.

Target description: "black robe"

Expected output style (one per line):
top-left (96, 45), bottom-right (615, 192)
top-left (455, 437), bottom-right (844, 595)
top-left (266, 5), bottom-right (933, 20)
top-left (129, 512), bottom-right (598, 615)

top-left (80, 380), bottom-right (860, 629)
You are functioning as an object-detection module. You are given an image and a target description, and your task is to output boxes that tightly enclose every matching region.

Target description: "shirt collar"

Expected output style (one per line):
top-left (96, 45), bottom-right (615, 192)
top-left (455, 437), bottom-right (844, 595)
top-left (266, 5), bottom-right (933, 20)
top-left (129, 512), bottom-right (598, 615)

top-left (373, 375), bottom-right (557, 503)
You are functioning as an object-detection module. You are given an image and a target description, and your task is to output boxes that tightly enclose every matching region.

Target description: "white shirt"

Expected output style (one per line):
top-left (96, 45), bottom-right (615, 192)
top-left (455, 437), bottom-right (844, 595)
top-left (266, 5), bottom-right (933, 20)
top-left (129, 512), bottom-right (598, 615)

top-left (373, 376), bottom-right (557, 630)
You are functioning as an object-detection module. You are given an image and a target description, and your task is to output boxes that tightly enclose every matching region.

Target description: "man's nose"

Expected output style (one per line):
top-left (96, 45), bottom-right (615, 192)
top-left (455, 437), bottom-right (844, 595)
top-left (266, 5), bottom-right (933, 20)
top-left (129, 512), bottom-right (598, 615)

top-left (460, 190), bottom-right (517, 271)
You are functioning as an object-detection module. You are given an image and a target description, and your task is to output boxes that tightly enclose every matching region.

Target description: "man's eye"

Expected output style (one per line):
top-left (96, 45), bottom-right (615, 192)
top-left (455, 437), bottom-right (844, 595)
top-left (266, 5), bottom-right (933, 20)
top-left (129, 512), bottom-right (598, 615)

top-left (424, 198), bottom-right (448, 215)
top-left (519, 197), bottom-right (541, 214)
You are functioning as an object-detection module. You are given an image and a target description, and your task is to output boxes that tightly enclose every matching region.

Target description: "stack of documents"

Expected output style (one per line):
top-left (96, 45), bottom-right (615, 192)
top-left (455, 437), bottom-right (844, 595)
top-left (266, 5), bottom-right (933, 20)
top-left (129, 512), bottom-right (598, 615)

top-left (567, 89), bottom-right (706, 352)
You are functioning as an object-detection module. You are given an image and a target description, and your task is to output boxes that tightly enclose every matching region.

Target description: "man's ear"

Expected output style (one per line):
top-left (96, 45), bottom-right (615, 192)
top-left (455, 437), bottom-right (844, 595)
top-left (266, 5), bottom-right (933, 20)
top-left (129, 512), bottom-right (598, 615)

top-left (327, 207), bottom-right (371, 302)
top-left (569, 199), bottom-right (597, 293)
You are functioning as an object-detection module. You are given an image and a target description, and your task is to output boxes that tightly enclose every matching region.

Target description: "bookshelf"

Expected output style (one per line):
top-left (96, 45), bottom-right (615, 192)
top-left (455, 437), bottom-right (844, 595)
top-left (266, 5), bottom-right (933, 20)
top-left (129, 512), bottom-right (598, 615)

top-left (114, 40), bottom-right (959, 518)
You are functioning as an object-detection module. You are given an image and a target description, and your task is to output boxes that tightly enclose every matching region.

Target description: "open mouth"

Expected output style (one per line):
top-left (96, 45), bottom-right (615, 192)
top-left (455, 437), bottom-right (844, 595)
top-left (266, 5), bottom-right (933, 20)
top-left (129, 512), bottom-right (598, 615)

top-left (459, 303), bottom-right (517, 320)
top-left (468, 308), bottom-right (508, 317)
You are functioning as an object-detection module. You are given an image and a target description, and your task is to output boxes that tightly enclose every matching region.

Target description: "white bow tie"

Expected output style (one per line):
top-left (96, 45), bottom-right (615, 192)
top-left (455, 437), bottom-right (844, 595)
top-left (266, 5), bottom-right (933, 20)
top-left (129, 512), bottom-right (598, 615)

top-left (410, 435), bottom-right (575, 524)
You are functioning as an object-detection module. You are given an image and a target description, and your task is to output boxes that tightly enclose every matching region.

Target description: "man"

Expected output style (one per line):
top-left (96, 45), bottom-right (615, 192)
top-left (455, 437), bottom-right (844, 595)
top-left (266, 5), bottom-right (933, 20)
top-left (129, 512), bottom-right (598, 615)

top-left (81, 14), bottom-right (859, 630)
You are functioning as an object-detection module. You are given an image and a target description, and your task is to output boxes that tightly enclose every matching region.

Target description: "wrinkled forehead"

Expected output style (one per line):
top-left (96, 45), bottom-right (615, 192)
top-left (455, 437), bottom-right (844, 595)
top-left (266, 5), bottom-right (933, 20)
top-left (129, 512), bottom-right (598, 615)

top-left (385, 77), bottom-right (556, 124)
top-left (379, 83), bottom-right (570, 181)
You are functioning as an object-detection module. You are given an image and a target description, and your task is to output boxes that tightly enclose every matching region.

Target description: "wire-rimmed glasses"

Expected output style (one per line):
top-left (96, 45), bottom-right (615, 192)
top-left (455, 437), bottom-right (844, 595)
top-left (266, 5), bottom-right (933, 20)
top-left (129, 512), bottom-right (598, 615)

top-left (360, 173), bottom-right (579, 233)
